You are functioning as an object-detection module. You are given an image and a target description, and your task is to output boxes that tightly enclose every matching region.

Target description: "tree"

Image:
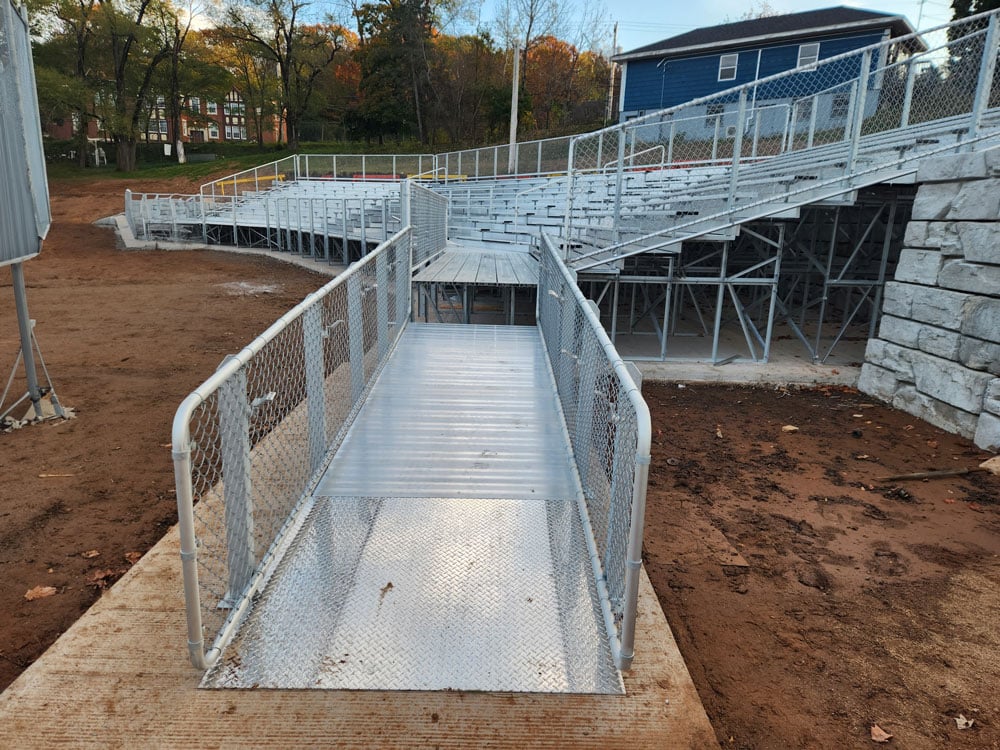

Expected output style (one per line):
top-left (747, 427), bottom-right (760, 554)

top-left (207, 28), bottom-right (280, 147)
top-left (29, 0), bottom-right (100, 166)
top-left (94, 0), bottom-right (178, 171)
top-left (221, 0), bottom-right (345, 150)
top-left (352, 0), bottom-right (436, 143)
top-left (951, 0), bottom-right (1000, 21)
top-left (425, 30), bottom-right (506, 143)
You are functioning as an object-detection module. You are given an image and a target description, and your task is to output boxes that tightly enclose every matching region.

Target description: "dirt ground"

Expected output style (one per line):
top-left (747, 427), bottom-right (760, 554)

top-left (1, 176), bottom-right (999, 749)
top-left (643, 382), bottom-right (1000, 749)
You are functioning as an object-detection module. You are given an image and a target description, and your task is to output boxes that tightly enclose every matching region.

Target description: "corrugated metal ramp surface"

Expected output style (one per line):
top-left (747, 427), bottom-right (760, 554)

top-left (202, 324), bottom-right (623, 694)
top-left (318, 324), bottom-right (576, 499)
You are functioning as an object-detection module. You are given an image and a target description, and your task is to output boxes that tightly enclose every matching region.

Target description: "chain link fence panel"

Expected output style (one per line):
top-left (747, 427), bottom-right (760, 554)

top-left (536, 233), bottom-right (651, 668)
top-left (172, 228), bottom-right (412, 669)
top-left (406, 181), bottom-right (448, 265)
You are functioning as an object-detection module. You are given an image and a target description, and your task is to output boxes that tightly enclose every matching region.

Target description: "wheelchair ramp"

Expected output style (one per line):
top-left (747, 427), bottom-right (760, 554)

top-left (202, 324), bottom-right (623, 694)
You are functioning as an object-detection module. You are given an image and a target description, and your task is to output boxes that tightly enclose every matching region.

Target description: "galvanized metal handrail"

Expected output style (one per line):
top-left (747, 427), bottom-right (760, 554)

top-left (536, 232), bottom-right (651, 670)
top-left (566, 7), bottom-right (1000, 265)
top-left (172, 227), bottom-right (413, 670)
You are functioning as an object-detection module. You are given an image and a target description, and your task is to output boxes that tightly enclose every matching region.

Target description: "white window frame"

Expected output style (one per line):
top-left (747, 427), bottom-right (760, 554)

top-left (798, 42), bottom-right (820, 69)
top-left (705, 102), bottom-right (725, 128)
top-left (830, 92), bottom-right (851, 119)
top-left (206, 101), bottom-right (218, 115)
top-left (718, 53), bottom-right (738, 82)
top-left (189, 96), bottom-right (200, 112)
top-left (208, 123), bottom-right (219, 140)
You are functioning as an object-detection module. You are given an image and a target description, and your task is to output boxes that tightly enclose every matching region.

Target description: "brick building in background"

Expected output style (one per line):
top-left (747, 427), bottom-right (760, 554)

top-left (46, 89), bottom-right (285, 149)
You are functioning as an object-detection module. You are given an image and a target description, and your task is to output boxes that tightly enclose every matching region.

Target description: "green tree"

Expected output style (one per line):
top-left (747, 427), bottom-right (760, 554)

top-left (353, 0), bottom-right (435, 143)
top-left (221, 0), bottom-right (345, 150)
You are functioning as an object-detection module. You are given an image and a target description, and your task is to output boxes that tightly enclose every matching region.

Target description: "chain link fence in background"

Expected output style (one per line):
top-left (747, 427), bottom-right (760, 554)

top-left (172, 229), bottom-right (412, 669)
top-left (536, 233), bottom-right (651, 669)
top-left (566, 9), bottom-right (1000, 261)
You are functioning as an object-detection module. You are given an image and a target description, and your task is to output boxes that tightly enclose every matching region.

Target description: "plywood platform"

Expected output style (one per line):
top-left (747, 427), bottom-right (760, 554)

top-left (0, 523), bottom-right (716, 748)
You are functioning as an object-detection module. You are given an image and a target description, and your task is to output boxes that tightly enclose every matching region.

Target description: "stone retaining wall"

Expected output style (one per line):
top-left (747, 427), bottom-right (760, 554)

top-left (858, 149), bottom-right (1000, 451)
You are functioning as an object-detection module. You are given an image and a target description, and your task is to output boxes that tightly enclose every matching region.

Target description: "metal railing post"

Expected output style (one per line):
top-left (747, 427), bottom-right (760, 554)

top-left (395, 231), bottom-right (411, 324)
top-left (970, 13), bottom-right (1000, 145)
top-left (563, 138), bottom-right (577, 246)
top-left (342, 198), bottom-right (349, 263)
top-left (612, 130), bottom-right (627, 243)
top-left (848, 50), bottom-right (872, 171)
top-left (728, 89), bottom-right (747, 209)
top-left (303, 304), bottom-right (328, 473)
top-left (217, 362), bottom-right (255, 606)
top-left (376, 248), bottom-right (390, 358)
top-left (347, 274), bottom-right (365, 403)
top-left (901, 62), bottom-right (916, 128)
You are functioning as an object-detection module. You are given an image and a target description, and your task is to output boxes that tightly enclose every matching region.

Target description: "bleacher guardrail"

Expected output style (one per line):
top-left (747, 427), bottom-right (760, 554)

top-left (565, 8), bottom-right (1000, 264)
top-left (536, 232), bottom-right (651, 670)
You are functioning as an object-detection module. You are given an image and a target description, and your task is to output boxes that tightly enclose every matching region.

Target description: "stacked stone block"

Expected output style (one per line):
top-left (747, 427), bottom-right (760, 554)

top-left (858, 150), bottom-right (1000, 451)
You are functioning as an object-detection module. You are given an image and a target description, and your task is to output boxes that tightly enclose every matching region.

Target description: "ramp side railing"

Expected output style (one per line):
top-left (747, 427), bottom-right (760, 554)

top-left (536, 233), bottom-right (651, 670)
top-left (171, 229), bottom-right (413, 669)
top-left (566, 8), bottom-right (1000, 265)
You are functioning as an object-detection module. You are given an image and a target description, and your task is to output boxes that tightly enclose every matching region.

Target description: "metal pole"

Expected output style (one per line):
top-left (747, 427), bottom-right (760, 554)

top-left (900, 62), bottom-right (916, 129)
top-left (969, 13), bottom-right (999, 145)
top-left (728, 90), bottom-right (747, 210)
top-left (848, 50), bottom-right (872, 171)
top-left (762, 226), bottom-right (785, 363)
top-left (612, 131), bottom-right (627, 243)
top-left (508, 44), bottom-right (521, 174)
top-left (11, 263), bottom-right (43, 419)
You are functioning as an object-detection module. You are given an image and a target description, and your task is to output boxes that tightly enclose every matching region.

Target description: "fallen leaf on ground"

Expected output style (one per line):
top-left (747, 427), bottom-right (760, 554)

top-left (715, 425), bottom-right (724, 439)
top-left (855, 454), bottom-right (870, 460)
top-left (870, 724), bottom-right (893, 743)
top-left (967, 503), bottom-right (984, 513)
top-left (781, 425), bottom-right (799, 433)
top-left (82, 549), bottom-right (101, 559)
top-left (125, 551), bottom-right (142, 565)
top-left (24, 585), bottom-right (58, 601)
top-left (981, 455), bottom-right (1000, 476)
top-left (89, 569), bottom-right (121, 589)
top-left (955, 714), bottom-right (974, 730)
top-left (926, 440), bottom-right (938, 448)
top-left (943, 498), bottom-right (956, 504)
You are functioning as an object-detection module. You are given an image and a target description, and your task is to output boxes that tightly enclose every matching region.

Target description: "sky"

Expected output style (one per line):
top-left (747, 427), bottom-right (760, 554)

top-left (465, 0), bottom-right (958, 52)
top-left (604, 1), bottom-right (955, 52)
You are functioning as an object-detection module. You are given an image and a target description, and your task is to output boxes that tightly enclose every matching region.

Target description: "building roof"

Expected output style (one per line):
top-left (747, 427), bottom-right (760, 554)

top-left (614, 6), bottom-right (919, 62)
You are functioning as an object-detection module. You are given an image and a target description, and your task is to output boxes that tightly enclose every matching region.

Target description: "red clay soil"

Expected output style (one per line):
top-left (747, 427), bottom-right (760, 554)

top-left (643, 382), bottom-right (1000, 749)
top-left (1, 176), bottom-right (998, 749)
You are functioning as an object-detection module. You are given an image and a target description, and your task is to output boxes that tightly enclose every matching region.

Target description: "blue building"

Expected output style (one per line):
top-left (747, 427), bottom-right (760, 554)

top-left (613, 7), bottom-right (922, 142)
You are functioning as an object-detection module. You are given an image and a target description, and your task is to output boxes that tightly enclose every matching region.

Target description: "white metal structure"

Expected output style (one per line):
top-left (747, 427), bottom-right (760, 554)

top-left (1, 0), bottom-right (58, 422)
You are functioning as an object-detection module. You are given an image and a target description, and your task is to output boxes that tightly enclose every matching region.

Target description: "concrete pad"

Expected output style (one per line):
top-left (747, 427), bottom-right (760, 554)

top-left (106, 213), bottom-right (346, 279)
top-left (638, 359), bottom-right (860, 388)
top-left (0, 523), bottom-right (716, 748)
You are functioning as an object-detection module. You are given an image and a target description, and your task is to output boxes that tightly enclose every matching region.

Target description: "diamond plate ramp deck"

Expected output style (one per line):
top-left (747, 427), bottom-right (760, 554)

top-left (203, 324), bottom-right (623, 693)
